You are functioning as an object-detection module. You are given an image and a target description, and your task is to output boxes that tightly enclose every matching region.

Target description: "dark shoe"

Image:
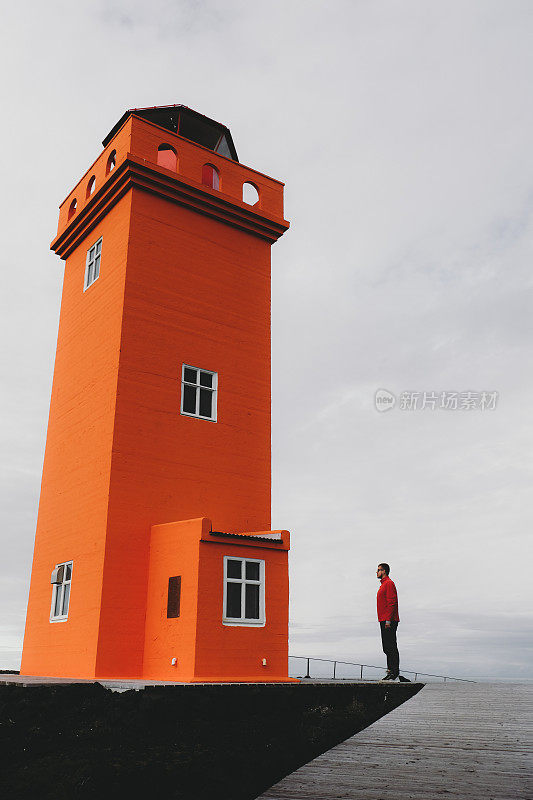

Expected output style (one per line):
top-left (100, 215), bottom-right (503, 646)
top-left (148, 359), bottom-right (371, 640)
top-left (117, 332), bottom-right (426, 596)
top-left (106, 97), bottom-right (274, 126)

top-left (398, 674), bottom-right (411, 682)
top-left (382, 672), bottom-right (398, 681)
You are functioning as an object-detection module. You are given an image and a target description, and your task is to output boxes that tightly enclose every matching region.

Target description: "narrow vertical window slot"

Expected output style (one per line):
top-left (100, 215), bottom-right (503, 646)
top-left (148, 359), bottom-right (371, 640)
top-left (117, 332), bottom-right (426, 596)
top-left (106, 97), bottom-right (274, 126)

top-left (167, 576), bottom-right (181, 618)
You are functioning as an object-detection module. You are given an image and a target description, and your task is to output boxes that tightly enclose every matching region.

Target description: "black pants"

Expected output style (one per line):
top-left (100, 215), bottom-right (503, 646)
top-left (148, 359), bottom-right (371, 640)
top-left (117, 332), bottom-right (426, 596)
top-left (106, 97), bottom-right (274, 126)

top-left (380, 621), bottom-right (399, 675)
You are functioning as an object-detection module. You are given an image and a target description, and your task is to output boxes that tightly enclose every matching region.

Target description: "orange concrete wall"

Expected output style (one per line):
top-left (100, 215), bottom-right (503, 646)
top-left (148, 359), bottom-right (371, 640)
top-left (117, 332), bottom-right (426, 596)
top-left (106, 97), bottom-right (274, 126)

top-left (194, 537), bottom-right (290, 682)
top-left (57, 114), bottom-right (285, 241)
top-left (143, 518), bottom-right (207, 681)
top-left (127, 116), bottom-right (285, 219)
top-left (94, 185), bottom-right (273, 677)
top-left (20, 194), bottom-right (133, 678)
top-left (56, 119), bottom-right (133, 236)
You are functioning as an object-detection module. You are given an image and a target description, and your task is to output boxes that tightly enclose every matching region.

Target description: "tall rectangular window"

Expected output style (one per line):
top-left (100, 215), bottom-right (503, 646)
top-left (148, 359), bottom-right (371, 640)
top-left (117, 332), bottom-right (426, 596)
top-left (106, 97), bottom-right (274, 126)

top-left (223, 557), bottom-right (265, 626)
top-left (50, 561), bottom-right (73, 621)
top-left (84, 237), bottom-right (102, 291)
top-left (167, 576), bottom-right (181, 618)
top-left (181, 364), bottom-right (217, 421)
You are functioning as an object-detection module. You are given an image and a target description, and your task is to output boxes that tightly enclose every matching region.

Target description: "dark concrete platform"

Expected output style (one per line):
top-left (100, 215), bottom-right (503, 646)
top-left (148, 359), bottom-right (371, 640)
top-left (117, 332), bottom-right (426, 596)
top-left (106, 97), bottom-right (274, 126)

top-left (0, 677), bottom-right (422, 799)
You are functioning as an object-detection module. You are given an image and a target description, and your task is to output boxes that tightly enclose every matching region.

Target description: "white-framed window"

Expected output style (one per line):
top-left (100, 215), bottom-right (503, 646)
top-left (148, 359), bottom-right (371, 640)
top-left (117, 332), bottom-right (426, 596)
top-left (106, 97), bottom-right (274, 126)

top-left (223, 556), bottom-right (265, 626)
top-left (50, 561), bottom-right (73, 622)
top-left (181, 364), bottom-right (217, 421)
top-left (84, 237), bottom-right (102, 291)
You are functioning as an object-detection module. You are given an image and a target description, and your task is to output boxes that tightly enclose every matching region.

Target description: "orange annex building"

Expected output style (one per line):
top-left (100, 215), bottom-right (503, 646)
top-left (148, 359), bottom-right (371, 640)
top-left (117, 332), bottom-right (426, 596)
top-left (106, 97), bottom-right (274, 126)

top-left (20, 105), bottom-right (292, 682)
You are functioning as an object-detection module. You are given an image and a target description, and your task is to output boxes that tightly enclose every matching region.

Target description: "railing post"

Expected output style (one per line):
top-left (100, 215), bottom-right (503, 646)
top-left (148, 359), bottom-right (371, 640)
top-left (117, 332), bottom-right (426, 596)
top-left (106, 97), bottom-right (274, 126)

top-left (333, 661), bottom-right (337, 680)
top-left (414, 673), bottom-right (417, 681)
top-left (444, 676), bottom-right (447, 682)
top-left (360, 664), bottom-right (363, 680)
top-left (305, 658), bottom-right (311, 679)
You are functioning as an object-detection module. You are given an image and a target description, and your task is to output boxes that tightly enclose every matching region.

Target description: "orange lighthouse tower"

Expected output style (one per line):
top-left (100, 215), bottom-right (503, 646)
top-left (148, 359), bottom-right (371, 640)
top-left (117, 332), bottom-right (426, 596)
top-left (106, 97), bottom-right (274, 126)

top-left (20, 105), bottom-right (291, 682)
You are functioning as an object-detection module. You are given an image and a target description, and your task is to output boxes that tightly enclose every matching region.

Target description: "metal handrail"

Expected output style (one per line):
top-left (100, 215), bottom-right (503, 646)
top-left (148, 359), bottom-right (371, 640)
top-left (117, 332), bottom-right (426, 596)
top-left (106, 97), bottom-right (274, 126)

top-left (289, 655), bottom-right (476, 683)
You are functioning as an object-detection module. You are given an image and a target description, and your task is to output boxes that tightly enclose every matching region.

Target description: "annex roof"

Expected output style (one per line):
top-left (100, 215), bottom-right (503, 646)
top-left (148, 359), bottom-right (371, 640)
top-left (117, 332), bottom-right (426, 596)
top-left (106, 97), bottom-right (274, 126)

top-left (210, 531), bottom-right (284, 542)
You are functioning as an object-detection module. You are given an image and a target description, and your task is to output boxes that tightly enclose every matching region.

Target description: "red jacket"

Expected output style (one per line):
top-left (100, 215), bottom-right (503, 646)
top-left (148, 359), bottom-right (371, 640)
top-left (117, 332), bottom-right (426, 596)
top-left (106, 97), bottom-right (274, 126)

top-left (377, 576), bottom-right (399, 622)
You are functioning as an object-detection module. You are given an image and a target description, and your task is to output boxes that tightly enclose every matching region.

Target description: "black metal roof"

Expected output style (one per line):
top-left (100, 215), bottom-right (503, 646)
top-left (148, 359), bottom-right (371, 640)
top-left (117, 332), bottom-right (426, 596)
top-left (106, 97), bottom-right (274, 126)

top-left (210, 531), bottom-right (283, 542)
top-left (102, 105), bottom-right (239, 162)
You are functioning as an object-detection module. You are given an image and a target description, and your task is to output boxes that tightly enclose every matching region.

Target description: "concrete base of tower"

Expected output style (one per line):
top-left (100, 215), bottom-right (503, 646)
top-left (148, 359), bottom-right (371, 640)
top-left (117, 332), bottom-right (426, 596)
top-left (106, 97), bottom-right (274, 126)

top-left (0, 677), bottom-right (423, 800)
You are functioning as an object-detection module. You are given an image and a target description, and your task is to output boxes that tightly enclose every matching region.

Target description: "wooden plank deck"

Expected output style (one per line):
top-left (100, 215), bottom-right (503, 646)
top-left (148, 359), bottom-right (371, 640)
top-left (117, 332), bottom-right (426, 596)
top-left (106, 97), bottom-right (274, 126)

top-left (258, 682), bottom-right (532, 800)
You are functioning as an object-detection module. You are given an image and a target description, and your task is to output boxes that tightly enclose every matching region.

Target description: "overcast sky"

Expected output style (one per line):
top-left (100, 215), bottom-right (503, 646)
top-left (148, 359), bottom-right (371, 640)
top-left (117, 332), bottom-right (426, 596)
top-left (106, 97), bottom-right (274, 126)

top-left (1, 1), bottom-right (532, 680)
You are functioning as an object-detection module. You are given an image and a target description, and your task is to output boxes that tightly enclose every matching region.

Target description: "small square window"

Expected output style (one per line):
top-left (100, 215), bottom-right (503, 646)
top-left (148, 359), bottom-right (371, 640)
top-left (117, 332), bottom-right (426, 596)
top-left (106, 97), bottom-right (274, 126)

top-left (180, 364), bottom-right (217, 421)
top-left (182, 384), bottom-right (197, 414)
top-left (226, 582), bottom-right (242, 618)
top-left (223, 557), bottom-right (265, 626)
top-left (227, 559), bottom-right (242, 579)
top-left (199, 388), bottom-right (213, 418)
top-left (245, 583), bottom-right (260, 619)
top-left (245, 561), bottom-right (260, 581)
top-left (84, 237), bottom-right (102, 291)
top-left (50, 561), bottom-right (73, 622)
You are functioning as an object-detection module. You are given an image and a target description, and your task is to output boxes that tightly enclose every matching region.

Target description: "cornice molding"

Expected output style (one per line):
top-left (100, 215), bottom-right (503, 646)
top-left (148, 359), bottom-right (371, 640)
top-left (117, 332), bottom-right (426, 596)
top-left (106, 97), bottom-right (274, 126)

top-left (51, 155), bottom-right (290, 259)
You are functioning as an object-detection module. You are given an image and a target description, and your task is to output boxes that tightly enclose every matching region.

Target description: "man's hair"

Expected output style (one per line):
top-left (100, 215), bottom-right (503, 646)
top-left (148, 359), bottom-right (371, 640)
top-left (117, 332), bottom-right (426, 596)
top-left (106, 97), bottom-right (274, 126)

top-left (378, 563), bottom-right (390, 575)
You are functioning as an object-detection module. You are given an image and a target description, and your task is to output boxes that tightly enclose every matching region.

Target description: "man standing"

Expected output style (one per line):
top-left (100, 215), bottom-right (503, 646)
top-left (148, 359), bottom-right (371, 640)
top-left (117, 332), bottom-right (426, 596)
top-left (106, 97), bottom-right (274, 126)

top-left (376, 563), bottom-right (400, 680)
